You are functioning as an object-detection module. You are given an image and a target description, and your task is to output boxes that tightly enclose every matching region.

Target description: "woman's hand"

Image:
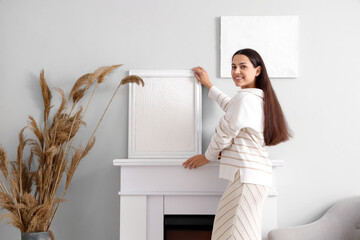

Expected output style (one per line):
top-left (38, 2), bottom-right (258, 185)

top-left (183, 154), bottom-right (210, 169)
top-left (192, 66), bottom-right (213, 90)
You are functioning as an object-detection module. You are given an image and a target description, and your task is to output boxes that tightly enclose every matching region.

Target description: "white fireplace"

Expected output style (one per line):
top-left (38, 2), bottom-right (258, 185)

top-left (113, 158), bottom-right (283, 240)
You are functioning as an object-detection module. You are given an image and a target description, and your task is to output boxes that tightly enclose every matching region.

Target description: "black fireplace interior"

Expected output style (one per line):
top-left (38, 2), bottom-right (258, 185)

top-left (164, 214), bottom-right (215, 240)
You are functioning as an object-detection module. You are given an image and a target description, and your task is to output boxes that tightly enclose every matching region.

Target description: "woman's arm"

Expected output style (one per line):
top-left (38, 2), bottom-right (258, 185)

top-left (205, 96), bottom-right (252, 161)
top-left (208, 86), bottom-right (231, 112)
top-left (192, 66), bottom-right (231, 112)
top-left (205, 115), bottom-right (240, 161)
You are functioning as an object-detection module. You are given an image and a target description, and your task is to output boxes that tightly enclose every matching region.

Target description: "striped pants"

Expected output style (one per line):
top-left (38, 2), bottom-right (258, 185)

top-left (211, 170), bottom-right (270, 240)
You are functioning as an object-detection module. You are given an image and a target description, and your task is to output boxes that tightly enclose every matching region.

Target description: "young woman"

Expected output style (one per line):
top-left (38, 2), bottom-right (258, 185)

top-left (183, 48), bottom-right (291, 240)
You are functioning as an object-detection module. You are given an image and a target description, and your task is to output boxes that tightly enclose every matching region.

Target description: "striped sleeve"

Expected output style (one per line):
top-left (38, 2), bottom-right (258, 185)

top-left (205, 95), bottom-right (253, 161)
top-left (208, 86), bottom-right (231, 112)
top-left (205, 96), bottom-right (256, 161)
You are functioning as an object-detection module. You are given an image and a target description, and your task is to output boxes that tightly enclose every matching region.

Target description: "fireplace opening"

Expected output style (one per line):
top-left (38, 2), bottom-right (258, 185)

top-left (164, 214), bottom-right (215, 240)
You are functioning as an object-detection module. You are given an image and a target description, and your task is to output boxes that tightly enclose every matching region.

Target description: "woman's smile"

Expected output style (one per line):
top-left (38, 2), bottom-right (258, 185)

top-left (234, 76), bottom-right (244, 80)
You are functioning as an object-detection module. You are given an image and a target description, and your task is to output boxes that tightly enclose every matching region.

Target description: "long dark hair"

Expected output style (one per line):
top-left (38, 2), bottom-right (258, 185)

top-left (232, 48), bottom-right (292, 146)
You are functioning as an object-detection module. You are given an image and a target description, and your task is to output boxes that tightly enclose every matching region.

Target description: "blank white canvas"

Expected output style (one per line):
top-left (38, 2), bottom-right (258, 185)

top-left (221, 16), bottom-right (299, 78)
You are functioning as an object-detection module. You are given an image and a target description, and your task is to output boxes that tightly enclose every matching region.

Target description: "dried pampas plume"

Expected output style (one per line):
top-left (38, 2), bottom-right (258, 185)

top-left (120, 75), bottom-right (145, 87)
top-left (0, 65), bottom-right (144, 234)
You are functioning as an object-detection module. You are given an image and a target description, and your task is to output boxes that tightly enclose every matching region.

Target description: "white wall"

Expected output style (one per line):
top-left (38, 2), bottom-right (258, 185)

top-left (1, 0), bottom-right (360, 239)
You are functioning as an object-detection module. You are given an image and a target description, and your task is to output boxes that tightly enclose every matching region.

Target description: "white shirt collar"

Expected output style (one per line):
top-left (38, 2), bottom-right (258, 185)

top-left (237, 88), bottom-right (264, 99)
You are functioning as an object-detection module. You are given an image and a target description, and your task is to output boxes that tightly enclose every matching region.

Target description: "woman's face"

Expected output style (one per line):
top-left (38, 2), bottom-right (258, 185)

top-left (231, 54), bottom-right (261, 88)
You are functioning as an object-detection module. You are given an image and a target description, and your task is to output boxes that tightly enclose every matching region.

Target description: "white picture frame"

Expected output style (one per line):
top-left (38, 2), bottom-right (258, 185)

top-left (221, 15), bottom-right (299, 78)
top-left (128, 70), bottom-right (202, 159)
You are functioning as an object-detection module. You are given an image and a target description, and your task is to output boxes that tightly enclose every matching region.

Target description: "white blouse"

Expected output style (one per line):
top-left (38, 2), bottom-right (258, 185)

top-left (204, 86), bottom-right (273, 187)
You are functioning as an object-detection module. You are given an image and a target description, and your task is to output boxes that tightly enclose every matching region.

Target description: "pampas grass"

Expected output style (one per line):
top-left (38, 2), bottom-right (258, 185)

top-left (0, 65), bottom-right (144, 234)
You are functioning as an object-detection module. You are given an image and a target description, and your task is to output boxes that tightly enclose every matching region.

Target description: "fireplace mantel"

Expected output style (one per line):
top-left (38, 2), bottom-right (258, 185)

top-left (114, 158), bottom-right (284, 166)
top-left (113, 159), bottom-right (284, 240)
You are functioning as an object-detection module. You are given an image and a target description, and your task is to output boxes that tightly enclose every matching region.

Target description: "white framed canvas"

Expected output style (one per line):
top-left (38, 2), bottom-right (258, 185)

top-left (221, 15), bottom-right (299, 78)
top-left (128, 70), bottom-right (202, 159)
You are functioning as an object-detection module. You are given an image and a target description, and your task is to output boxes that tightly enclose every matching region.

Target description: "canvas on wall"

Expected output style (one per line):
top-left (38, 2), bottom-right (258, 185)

top-left (221, 15), bottom-right (299, 78)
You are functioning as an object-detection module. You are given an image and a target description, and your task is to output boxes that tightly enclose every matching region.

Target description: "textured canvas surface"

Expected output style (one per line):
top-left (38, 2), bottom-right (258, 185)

top-left (134, 77), bottom-right (195, 152)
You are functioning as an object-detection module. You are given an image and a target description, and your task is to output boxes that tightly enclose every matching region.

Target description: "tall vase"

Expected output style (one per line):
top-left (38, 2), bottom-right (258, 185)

top-left (21, 231), bottom-right (51, 240)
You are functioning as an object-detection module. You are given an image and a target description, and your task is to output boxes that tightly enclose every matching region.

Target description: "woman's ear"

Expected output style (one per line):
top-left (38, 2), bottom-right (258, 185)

top-left (256, 66), bottom-right (262, 76)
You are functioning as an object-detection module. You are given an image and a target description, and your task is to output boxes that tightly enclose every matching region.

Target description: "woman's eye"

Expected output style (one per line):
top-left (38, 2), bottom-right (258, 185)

top-left (231, 66), bottom-right (236, 69)
top-left (241, 66), bottom-right (246, 69)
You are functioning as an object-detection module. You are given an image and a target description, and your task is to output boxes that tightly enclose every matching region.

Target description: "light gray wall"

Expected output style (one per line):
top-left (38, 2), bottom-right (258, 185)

top-left (1, 0), bottom-right (360, 239)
